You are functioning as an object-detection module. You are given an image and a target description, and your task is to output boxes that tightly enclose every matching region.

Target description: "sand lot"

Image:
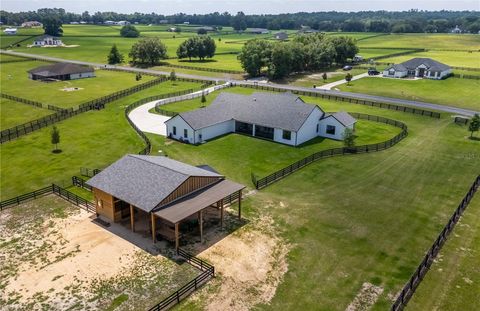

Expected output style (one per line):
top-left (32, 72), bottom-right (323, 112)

top-left (0, 195), bottom-right (198, 311)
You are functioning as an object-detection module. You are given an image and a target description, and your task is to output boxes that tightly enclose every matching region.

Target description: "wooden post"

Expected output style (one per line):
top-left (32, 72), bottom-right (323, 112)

top-left (220, 199), bottom-right (224, 229)
top-left (199, 210), bottom-right (204, 243)
top-left (175, 223), bottom-right (179, 250)
top-left (151, 213), bottom-right (156, 243)
top-left (238, 190), bottom-right (242, 219)
top-left (130, 204), bottom-right (135, 232)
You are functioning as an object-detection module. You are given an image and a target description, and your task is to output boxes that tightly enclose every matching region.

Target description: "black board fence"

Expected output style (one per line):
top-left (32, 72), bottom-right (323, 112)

top-left (239, 83), bottom-right (441, 119)
top-left (1, 93), bottom-right (68, 113)
top-left (148, 248), bottom-right (215, 311)
top-left (80, 167), bottom-right (101, 178)
top-left (252, 112), bottom-right (408, 189)
top-left (1, 77), bottom-right (167, 143)
top-left (162, 62), bottom-right (244, 74)
top-left (0, 184), bottom-right (95, 213)
top-left (72, 176), bottom-right (93, 191)
top-left (391, 175), bottom-right (480, 311)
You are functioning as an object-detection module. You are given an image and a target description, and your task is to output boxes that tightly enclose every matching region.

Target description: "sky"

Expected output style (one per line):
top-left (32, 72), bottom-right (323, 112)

top-left (1, 0), bottom-right (479, 14)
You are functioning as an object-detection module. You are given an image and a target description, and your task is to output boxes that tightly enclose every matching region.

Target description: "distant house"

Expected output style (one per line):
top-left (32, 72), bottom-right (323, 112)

top-left (70, 22), bottom-right (79, 25)
top-left (21, 21), bottom-right (42, 28)
top-left (104, 20), bottom-right (116, 25)
top-left (117, 21), bottom-right (130, 26)
top-left (451, 25), bottom-right (462, 34)
top-left (197, 26), bottom-right (215, 32)
top-left (80, 21), bottom-right (88, 24)
top-left (383, 58), bottom-right (451, 80)
top-left (86, 155), bottom-right (245, 249)
top-left (3, 28), bottom-right (17, 35)
top-left (167, 27), bottom-right (178, 32)
top-left (274, 32), bottom-right (288, 40)
top-left (28, 63), bottom-right (95, 81)
top-left (246, 28), bottom-right (270, 34)
top-left (33, 35), bottom-right (63, 47)
top-left (183, 22), bottom-right (190, 25)
top-left (165, 92), bottom-right (357, 146)
top-left (159, 20), bottom-right (169, 24)
top-left (353, 54), bottom-right (363, 62)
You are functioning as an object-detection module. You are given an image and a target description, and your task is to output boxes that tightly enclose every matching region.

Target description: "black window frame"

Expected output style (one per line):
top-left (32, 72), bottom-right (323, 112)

top-left (282, 130), bottom-right (291, 140)
top-left (173, 126), bottom-right (176, 135)
top-left (326, 125), bottom-right (336, 135)
top-left (184, 129), bottom-right (188, 138)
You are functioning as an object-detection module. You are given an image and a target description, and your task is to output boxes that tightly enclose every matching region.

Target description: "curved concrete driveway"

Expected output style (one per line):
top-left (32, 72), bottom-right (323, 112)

top-left (128, 84), bottom-right (228, 136)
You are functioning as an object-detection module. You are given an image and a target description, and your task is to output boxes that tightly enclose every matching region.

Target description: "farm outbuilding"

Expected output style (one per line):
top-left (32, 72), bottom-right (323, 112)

top-left (32, 35), bottom-right (63, 46)
top-left (28, 63), bottom-right (95, 81)
top-left (86, 155), bottom-right (245, 249)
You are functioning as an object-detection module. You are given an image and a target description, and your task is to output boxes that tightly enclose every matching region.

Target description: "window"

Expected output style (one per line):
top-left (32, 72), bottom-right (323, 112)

top-left (326, 125), bottom-right (336, 135)
top-left (184, 129), bottom-right (188, 138)
top-left (316, 124), bottom-right (319, 132)
top-left (282, 130), bottom-right (291, 140)
top-left (173, 126), bottom-right (176, 135)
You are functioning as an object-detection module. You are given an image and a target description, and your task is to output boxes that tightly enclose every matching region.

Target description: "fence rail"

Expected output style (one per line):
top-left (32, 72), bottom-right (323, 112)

top-left (80, 167), bottom-right (101, 177)
top-left (154, 84), bottom-right (229, 112)
top-left (239, 84), bottom-right (441, 119)
top-left (391, 175), bottom-right (480, 311)
top-left (72, 176), bottom-right (93, 191)
top-left (1, 77), bottom-right (168, 143)
top-left (148, 248), bottom-right (215, 311)
top-left (1, 93), bottom-right (68, 112)
top-left (252, 112), bottom-right (408, 189)
top-left (162, 62), bottom-right (244, 74)
top-left (0, 184), bottom-right (95, 213)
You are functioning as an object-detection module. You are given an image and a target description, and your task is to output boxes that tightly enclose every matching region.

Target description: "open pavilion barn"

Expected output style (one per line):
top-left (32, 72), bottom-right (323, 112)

top-left (87, 155), bottom-right (245, 249)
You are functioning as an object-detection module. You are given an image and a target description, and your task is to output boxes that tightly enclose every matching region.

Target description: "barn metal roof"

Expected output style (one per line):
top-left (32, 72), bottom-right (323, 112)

top-left (28, 63), bottom-right (93, 77)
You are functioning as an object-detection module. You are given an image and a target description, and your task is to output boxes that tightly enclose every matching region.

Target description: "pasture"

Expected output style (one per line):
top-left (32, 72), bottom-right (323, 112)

top-left (0, 60), bottom-right (156, 108)
top-left (0, 99), bottom-right (54, 129)
top-left (145, 92), bottom-right (480, 310)
top-left (379, 50), bottom-right (480, 68)
top-left (337, 76), bottom-right (480, 110)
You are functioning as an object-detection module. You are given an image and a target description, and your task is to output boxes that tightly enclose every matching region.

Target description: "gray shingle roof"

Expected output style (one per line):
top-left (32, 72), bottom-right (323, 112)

top-left (28, 63), bottom-right (94, 76)
top-left (400, 58), bottom-right (450, 71)
top-left (174, 92), bottom-right (319, 132)
top-left (86, 155), bottom-right (222, 212)
top-left (325, 111), bottom-right (357, 126)
top-left (385, 64), bottom-right (407, 72)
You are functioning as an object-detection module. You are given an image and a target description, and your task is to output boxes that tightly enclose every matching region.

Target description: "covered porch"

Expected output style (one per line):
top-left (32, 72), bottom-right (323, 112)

top-left (152, 179), bottom-right (244, 249)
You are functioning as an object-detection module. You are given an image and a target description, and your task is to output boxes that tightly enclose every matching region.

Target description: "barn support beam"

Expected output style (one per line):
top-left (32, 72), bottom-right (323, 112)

top-left (238, 190), bottom-right (242, 220)
top-left (130, 204), bottom-right (135, 232)
top-left (175, 223), bottom-right (179, 250)
top-left (220, 199), bottom-right (224, 229)
top-left (151, 213), bottom-right (156, 243)
top-left (199, 210), bottom-right (204, 243)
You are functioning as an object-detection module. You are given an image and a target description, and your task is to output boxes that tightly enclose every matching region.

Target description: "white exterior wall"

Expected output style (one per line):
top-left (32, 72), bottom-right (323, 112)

top-left (296, 108), bottom-right (324, 145)
top-left (383, 69), bottom-right (407, 78)
top-left (196, 120), bottom-right (234, 143)
top-left (318, 117), bottom-right (351, 140)
top-left (425, 69), bottom-right (451, 80)
top-left (165, 116), bottom-right (195, 144)
top-left (69, 72), bottom-right (95, 80)
top-left (273, 128), bottom-right (297, 146)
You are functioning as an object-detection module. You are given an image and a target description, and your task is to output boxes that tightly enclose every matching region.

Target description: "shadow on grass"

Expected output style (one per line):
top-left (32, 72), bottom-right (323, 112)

top-left (468, 136), bottom-right (480, 141)
top-left (52, 149), bottom-right (62, 154)
top-left (177, 59), bottom-right (218, 64)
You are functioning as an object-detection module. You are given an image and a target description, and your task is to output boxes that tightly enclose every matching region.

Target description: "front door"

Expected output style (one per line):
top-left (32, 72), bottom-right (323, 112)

top-left (418, 68), bottom-right (425, 77)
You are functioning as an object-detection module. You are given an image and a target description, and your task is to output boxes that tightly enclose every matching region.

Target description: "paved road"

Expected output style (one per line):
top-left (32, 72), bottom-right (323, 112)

top-left (2, 50), bottom-right (478, 117)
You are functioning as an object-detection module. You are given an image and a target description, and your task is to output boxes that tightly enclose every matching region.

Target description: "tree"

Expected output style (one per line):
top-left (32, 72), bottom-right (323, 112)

top-left (170, 70), bottom-right (177, 81)
top-left (51, 126), bottom-right (60, 152)
top-left (42, 16), bottom-right (63, 36)
top-left (268, 43), bottom-right (293, 79)
top-left (120, 24), bottom-right (140, 38)
top-left (322, 72), bottom-right (328, 83)
top-left (468, 114), bottom-right (480, 138)
top-left (345, 73), bottom-right (353, 85)
top-left (197, 28), bottom-right (207, 35)
top-left (200, 92), bottom-right (206, 105)
top-left (176, 36), bottom-right (216, 61)
top-left (107, 44), bottom-right (124, 64)
top-left (129, 38), bottom-right (168, 66)
top-left (135, 73), bottom-right (142, 81)
top-left (343, 128), bottom-right (356, 148)
top-left (238, 39), bottom-right (273, 77)
top-left (232, 11), bottom-right (247, 31)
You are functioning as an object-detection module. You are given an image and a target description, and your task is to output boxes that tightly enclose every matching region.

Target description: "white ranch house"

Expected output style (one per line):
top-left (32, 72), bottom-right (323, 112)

top-left (3, 28), bottom-right (17, 35)
top-left (165, 92), bottom-right (356, 146)
top-left (383, 58), bottom-right (451, 80)
top-left (33, 35), bottom-right (63, 47)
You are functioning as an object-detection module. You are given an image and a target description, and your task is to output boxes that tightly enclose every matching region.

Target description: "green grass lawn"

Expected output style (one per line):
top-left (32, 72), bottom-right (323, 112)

top-left (337, 77), bottom-right (480, 111)
top-left (147, 98), bottom-right (479, 310)
top-left (358, 48), bottom-right (417, 60)
top-left (406, 192), bottom-right (480, 311)
top-left (359, 33), bottom-right (480, 51)
top-left (0, 60), bottom-right (156, 108)
top-left (0, 99), bottom-right (54, 129)
top-left (283, 68), bottom-right (367, 88)
top-left (379, 50), bottom-right (480, 68)
top-left (0, 80), bottom-right (202, 199)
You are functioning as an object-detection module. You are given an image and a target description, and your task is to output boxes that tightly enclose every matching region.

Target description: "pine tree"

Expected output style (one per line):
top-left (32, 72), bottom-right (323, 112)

top-left (468, 114), bottom-right (480, 138)
top-left (107, 44), bottom-right (123, 64)
top-left (51, 126), bottom-right (60, 152)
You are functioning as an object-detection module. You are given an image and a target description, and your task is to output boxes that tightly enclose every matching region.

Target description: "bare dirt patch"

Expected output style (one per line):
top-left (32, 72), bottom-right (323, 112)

top-left (346, 282), bottom-right (384, 311)
top-left (183, 204), bottom-right (290, 311)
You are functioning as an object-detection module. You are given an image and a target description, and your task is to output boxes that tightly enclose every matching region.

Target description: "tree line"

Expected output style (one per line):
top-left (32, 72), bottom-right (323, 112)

top-left (1, 8), bottom-right (480, 33)
top-left (238, 34), bottom-right (358, 79)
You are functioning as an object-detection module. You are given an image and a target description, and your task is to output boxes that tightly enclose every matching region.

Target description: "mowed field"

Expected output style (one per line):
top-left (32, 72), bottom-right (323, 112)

top-left (146, 90), bottom-right (480, 310)
top-left (380, 50), bottom-right (480, 68)
top-left (337, 77), bottom-right (480, 111)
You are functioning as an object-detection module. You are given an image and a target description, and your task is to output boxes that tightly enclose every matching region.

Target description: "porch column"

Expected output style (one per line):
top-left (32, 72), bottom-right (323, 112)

top-left (220, 199), bottom-right (224, 229)
top-left (199, 210), bottom-right (204, 243)
top-left (151, 213), bottom-right (156, 243)
top-left (238, 190), bottom-right (242, 219)
top-left (175, 223), bottom-right (179, 250)
top-left (130, 204), bottom-right (135, 232)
